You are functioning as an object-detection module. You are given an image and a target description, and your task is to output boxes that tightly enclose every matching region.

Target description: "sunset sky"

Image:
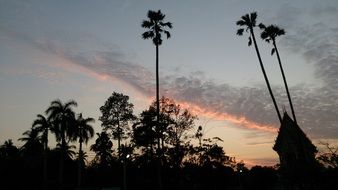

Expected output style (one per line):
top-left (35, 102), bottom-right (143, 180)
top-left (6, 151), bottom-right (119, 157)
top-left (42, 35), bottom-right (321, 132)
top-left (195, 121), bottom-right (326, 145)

top-left (1, 0), bottom-right (338, 166)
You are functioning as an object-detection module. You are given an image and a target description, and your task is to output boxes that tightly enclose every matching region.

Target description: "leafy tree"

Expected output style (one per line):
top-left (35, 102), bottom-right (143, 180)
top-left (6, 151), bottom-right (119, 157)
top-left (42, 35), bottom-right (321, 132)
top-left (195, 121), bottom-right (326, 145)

top-left (186, 137), bottom-right (232, 168)
top-left (236, 12), bottom-right (282, 123)
top-left (317, 142), bottom-right (338, 168)
top-left (132, 106), bottom-right (158, 163)
top-left (99, 92), bottom-right (135, 160)
top-left (159, 97), bottom-right (196, 168)
top-left (90, 132), bottom-right (113, 167)
top-left (141, 10), bottom-right (173, 155)
top-left (259, 24), bottom-right (297, 123)
top-left (46, 99), bottom-right (77, 190)
top-left (72, 113), bottom-right (95, 189)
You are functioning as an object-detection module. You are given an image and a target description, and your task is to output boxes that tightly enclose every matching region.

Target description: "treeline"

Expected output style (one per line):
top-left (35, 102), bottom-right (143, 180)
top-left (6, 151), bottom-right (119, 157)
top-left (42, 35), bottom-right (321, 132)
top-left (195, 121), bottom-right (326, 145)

top-left (0, 92), bottom-right (239, 190)
top-left (0, 92), bottom-right (337, 190)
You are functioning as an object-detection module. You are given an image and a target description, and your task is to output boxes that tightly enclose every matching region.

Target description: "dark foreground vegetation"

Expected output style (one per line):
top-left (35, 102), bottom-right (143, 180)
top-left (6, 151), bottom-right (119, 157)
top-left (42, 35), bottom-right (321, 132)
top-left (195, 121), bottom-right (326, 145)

top-left (1, 93), bottom-right (338, 190)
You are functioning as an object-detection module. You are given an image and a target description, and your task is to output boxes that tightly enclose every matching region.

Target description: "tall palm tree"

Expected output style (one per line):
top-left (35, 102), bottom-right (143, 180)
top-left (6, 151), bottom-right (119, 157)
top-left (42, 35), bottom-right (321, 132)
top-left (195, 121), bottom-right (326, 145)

top-left (142, 11), bottom-right (172, 190)
top-left (72, 113), bottom-right (94, 189)
top-left (259, 24), bottom-right (297, 124)
top-left (236, 12), bottom-right (282, 123)
top-left (46, 99), bottom-right (77, 190)
top-left (141, 10), bottom-right (172, 153)
top-left (32, 114), bottom-right (51, 190)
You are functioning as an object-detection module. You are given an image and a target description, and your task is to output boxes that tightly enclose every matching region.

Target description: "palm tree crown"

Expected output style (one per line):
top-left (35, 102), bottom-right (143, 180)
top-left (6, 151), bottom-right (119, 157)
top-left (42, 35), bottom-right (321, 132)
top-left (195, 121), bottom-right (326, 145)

top-left (46, 99), bottom-right (77, 144)
top-left (236, 12), bottom-right (258, 46)
top-left (259, 24), bottom-right (285, 53)
top-left (142, 10), bottom-right (172, 46)
top-left (32, 114), bottom-right (51, 150)
top-left (73, 113), bottom-right (95, 145)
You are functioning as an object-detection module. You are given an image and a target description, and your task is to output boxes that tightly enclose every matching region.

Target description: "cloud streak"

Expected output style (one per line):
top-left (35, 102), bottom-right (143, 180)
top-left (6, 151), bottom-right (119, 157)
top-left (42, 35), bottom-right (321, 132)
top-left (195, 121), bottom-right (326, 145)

top-left (2, 1), bottom-right (338, 139)
top-left (30, 36), bottom-right (338, 139)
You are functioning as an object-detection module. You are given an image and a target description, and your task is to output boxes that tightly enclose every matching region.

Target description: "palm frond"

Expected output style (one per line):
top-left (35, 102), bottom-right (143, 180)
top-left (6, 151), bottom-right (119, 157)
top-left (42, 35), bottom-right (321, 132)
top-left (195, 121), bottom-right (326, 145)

top-left (258, 23), bottom-right (266, 29)
top-left (160, 21), bottom-right (172, 28)
top-left (164, 30), bottom-right (171, 39)
top-left (250, 12), bottom-right (257, 26)
top-left (241, 14), bottom-right (250, 23)
top-left (141, 20), bottom-right (153, 28)
top-left (142, 31), bottom-right (154, 39)
top-left (271, 48), bottom-right (276, 55)
top-left (65, 100), bottom-right (77, 108)
top-left (248, 36), bottom-right (252, 46)
top-left (236, 20), bottom-right (246, 26)
top-left (236, 28), bottom-right (244, 36)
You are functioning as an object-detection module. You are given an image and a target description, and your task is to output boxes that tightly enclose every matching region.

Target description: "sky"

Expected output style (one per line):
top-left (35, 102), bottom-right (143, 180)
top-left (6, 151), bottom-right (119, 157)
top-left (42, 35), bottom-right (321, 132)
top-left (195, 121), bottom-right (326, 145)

top-left (1, 0), bottom-right (338, 166)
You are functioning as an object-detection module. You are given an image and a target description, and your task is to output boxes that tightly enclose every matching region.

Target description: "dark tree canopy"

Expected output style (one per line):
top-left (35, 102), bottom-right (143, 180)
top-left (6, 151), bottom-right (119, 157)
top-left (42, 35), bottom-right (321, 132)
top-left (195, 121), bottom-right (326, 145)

top-left (99, 92), bottom-right (135, 140)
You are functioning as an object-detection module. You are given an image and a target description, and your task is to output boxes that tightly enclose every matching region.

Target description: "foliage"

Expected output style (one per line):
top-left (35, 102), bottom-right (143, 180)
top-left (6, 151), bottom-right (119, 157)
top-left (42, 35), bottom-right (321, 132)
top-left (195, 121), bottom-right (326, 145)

top-left (0, 139), bottom-right (19, 159)
top-left (18, 127), bottom-right (44, 156)
top-left (90, 132), bottom-right (114, 167)
top-left (46, 99), bottom-right (77, 145)
top-left (99, 92), bottom-right (135, 159)
top-left (317, 142), bottom-right (338, 168)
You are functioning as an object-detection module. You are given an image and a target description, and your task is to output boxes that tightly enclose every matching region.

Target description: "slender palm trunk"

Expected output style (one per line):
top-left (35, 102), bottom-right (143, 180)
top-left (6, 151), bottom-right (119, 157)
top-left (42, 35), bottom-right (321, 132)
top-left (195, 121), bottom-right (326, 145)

top-left (273, 40), bottom-right (297, 124)
top-left (250, 28), bottom-right (282, 123)
top-left (155, 44), bottom-right (162, 190)
top-left (156, 44), bottom-right (160, 154)
top-left (43, 130), bottom-right (48, 190)
top-left (77, 138), bottom-right (83, 190)
top-left (59, 136), bottom-right (65, 190)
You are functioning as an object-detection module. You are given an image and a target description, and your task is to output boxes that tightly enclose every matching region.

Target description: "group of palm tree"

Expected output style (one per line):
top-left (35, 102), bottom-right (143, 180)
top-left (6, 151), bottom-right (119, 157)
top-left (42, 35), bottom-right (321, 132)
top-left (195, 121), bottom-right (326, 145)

top-left (21, 99), bottom-right (94, 190)
top-left (141, 9), bottom-right (298, 190)
top-left (141, 10), bottom-right (297, 142)
top-left (236, 12), bottom-right (297, 124)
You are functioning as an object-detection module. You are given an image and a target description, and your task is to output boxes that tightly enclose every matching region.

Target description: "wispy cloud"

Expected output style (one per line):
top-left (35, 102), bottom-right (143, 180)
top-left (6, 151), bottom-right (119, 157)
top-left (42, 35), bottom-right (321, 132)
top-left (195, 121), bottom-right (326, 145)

top-left (2, 0), bottom-right (338, 140)
top-left (29, 36), bottom-right (338, 139)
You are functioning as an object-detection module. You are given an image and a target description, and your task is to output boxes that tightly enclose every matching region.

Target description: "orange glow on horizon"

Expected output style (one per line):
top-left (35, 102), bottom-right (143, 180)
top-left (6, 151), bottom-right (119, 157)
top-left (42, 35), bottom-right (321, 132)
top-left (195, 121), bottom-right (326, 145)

top-left (177, 101), bottom-right (278, 133)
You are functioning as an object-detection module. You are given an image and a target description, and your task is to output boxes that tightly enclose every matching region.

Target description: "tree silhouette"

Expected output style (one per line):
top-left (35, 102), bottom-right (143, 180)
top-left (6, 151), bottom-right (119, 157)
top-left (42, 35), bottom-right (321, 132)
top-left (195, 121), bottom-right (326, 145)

top-left (158, 97), bottom-right (196, 168)
top-left (0, 139), bottom-right (19, 159)
top-left (54, 142), bottom-right (76, 159)
top-left (32, 114), bottom-right (51, 189)
top-left (46, 99), bottom-right (77, 190)
top-left (141, 10), bottom-right (172, 156)
top-left (72, 113), bottom-right (95, 189)
top-left (18, 127), bottom-right (44, 156)
top-left (132, 106), bottom-right (158, 163)
top-left (99, 92), bottom-right (135, 160)
top-left (236, 12), bottom-right (282, 123)
top-left (90, 132), bottom-right (113, 167)
top-left (259, 24), bottom-right (297, 124)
